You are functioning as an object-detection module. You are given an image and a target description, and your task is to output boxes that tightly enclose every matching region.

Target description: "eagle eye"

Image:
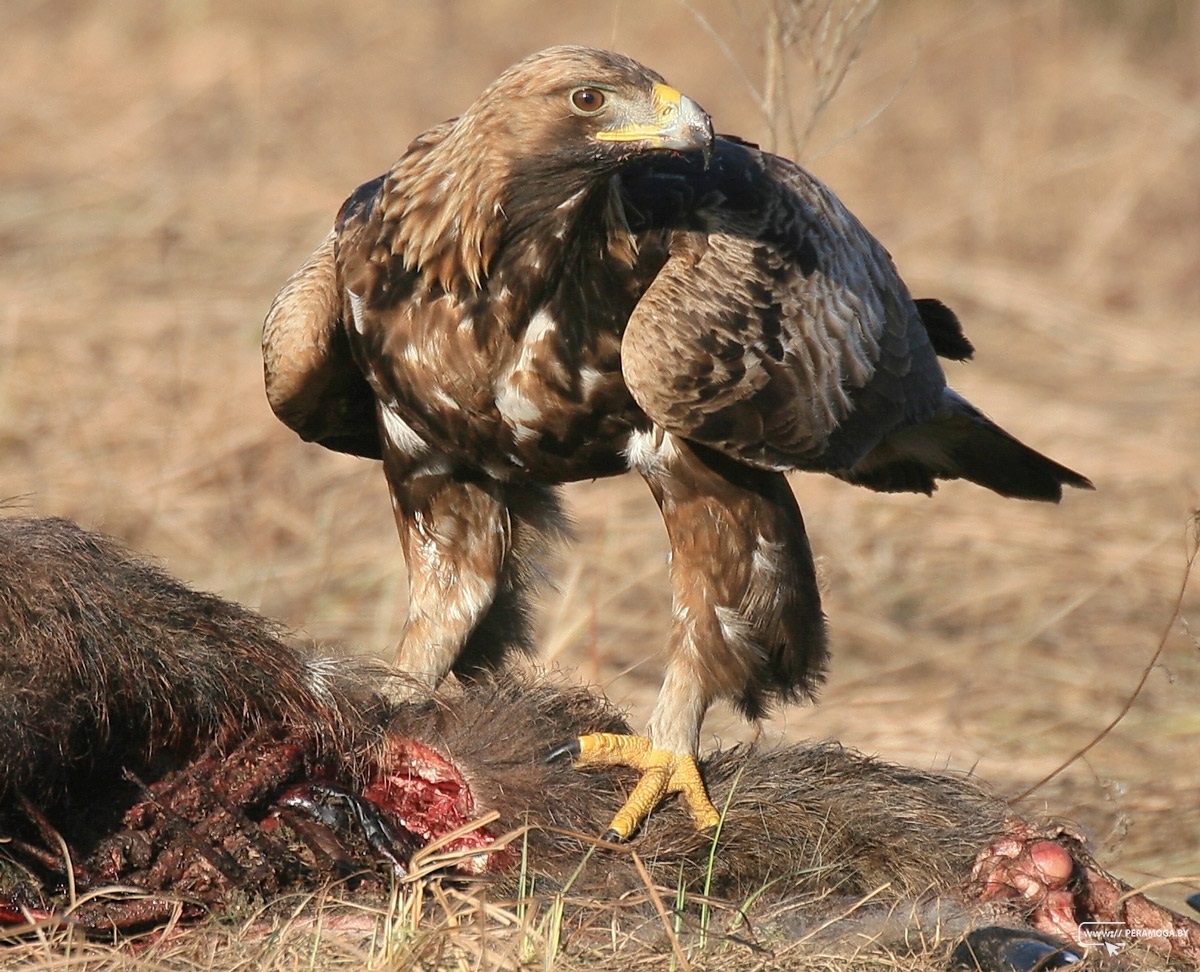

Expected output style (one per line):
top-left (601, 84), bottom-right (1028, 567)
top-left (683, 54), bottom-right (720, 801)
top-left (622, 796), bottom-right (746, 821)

top-left (569, 87), bottom-right (606, 115)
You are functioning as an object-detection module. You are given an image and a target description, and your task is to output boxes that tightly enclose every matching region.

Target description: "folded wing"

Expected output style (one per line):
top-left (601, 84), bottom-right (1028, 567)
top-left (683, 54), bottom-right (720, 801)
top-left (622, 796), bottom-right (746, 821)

top-left (621, 138), bottom-right (1091, 500)
top-left (262, 215), bottom-right (381, 460)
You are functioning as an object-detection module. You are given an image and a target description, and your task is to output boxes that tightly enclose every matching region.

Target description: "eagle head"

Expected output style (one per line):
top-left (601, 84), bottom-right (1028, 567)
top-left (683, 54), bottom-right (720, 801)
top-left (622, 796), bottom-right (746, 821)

top-left (474, 46), bottom-right (714, 170)
top-left (381, 46), bottom-right (713, 293)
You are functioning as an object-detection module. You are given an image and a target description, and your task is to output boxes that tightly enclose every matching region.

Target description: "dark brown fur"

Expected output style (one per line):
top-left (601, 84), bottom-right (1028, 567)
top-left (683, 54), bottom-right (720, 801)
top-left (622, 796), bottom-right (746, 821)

top-left (0, 515), bottom-right (386, 803)
top-left (0, 514), bottom-right (1001, 906)
top-left (397, 675), bottom-right (1006, 903)
top-left (4, 517), bottom-right (1195, 967)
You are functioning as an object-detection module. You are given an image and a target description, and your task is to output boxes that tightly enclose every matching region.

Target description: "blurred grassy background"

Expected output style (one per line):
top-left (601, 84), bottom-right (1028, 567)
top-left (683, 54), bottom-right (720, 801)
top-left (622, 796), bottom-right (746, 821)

top-left (1, 0), bottom-right (1197, 913)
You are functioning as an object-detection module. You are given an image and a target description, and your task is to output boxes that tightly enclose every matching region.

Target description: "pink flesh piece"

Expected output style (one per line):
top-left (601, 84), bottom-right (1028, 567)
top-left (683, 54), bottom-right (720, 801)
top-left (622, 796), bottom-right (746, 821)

top-left (362, 735), bottom-right (514, 874)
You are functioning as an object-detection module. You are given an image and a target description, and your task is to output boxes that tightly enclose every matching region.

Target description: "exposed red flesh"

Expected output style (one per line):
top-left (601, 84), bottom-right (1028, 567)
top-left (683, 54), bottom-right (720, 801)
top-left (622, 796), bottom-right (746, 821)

top-left (362, 735), bottom-right (514, 874)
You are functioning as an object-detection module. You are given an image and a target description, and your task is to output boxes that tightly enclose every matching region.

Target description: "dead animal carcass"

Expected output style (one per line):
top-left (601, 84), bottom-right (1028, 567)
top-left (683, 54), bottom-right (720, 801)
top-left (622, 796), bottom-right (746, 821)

top-left (1, 516), bottom-right (1196, 969)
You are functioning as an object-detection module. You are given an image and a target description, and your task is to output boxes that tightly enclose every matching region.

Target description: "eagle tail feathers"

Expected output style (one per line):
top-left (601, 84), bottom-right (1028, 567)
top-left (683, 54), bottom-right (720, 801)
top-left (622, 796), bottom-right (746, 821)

top-left (840, 390), bottom-right (1093, 502)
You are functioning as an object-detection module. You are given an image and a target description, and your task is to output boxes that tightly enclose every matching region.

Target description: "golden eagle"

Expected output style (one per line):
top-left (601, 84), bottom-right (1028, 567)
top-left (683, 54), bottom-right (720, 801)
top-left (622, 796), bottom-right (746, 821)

top-left (263, 46), bottom-right (1091, 839)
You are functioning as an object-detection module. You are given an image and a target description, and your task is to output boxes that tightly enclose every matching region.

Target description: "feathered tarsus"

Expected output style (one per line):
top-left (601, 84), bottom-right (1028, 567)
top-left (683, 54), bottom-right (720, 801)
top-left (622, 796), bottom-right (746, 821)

top-left (263, 46), bottom-right (1091, 838)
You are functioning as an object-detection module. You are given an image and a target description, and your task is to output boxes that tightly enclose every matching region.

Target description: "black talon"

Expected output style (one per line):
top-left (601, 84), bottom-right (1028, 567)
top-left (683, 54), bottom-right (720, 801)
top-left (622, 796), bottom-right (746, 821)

top-left (601, 829), bottom-right (624, 844)
top-left (1188, 890), bottom-right (1200, 915)
top-left (544, 739), bottom-right (581, 764)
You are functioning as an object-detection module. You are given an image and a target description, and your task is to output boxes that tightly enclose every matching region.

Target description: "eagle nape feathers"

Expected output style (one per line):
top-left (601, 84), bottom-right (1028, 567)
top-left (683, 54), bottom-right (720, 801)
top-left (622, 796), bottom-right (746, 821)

top-left (263, 46), bottom-right (1092, 840)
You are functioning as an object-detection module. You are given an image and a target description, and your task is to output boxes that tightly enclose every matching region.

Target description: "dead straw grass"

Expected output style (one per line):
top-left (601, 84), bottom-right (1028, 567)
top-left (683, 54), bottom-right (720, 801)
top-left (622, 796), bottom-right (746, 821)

top-left (1, 0), bottom-right (1198, 967)
top-left (0, 824), bottom-right (1008, 972)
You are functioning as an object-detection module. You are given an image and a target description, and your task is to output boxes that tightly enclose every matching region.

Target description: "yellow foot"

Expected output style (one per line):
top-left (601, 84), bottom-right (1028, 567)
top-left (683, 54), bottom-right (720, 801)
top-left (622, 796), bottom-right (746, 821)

top-left (547, 733), bottom-right (720, 840)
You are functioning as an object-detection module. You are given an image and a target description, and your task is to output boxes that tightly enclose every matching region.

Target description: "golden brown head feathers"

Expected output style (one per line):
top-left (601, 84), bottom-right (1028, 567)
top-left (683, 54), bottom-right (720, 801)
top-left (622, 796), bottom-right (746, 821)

top-left (378, 46), bottom-right (709, 294)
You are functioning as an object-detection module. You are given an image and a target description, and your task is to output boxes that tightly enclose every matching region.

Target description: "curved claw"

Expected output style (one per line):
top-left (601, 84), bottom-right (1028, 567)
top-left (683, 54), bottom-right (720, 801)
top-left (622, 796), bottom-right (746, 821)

top-left (543, 739), bottom-right (582, 764)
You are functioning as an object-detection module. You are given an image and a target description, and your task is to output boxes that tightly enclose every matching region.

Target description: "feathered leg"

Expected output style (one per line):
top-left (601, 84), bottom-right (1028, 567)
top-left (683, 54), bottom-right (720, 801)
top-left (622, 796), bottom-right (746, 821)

top-left (451, 480), bottom-right (569, 679)
top-left (383, 440), bottom-right (568, 689)
top-left (556, 429), bottom-right (827, 839)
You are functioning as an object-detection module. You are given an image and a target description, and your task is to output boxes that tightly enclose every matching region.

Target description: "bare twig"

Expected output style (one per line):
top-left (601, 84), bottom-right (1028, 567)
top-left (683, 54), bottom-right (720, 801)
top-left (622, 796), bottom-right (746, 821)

top-left (1012, 509), bottom-right (1200, 803)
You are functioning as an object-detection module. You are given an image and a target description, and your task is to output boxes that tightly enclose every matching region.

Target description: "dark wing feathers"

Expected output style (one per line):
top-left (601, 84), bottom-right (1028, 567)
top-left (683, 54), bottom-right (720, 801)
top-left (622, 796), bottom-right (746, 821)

top-left (337, 173), bottom-right (387, 234)
top-left (621, 136), bottom-right (1090, 500)
top-left (264, 111), bottom-right (1088, 503)
top-left (837, 389), bottom-right (1094, 500)
top-left (622, 137), bottom-right (943, 472)
top-left (915, 298), bottom-right (974, 361)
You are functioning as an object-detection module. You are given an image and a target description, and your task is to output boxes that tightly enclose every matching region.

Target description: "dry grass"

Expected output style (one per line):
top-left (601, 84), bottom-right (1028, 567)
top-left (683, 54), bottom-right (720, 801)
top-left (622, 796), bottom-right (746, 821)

top-left (1, 0), bottom-right (1198, 966)
top-left (0, 878), bottom-right (996, 972)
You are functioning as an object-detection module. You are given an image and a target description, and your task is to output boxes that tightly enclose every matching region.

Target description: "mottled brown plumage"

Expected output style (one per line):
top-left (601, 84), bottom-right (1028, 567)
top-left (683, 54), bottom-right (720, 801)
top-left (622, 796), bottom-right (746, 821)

top-left (263, 46), bottom-right (1091, 837)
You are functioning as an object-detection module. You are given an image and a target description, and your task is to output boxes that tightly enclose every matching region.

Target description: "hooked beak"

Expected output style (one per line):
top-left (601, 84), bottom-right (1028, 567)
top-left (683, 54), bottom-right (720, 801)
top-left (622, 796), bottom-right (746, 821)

top-left (596, 83), bottom-right (714, 166)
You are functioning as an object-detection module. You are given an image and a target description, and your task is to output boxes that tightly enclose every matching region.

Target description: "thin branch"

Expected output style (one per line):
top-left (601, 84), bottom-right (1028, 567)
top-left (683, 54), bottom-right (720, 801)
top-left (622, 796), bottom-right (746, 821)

top-left (1012, 509), bottom-right (1200, 803)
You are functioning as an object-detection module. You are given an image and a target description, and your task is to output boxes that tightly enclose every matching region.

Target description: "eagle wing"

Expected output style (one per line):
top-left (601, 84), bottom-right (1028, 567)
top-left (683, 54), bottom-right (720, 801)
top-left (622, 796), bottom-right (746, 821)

top-left (262, 186), bottom-right (384, 461)
top-left (620, 138), bottom-right (949, 473)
